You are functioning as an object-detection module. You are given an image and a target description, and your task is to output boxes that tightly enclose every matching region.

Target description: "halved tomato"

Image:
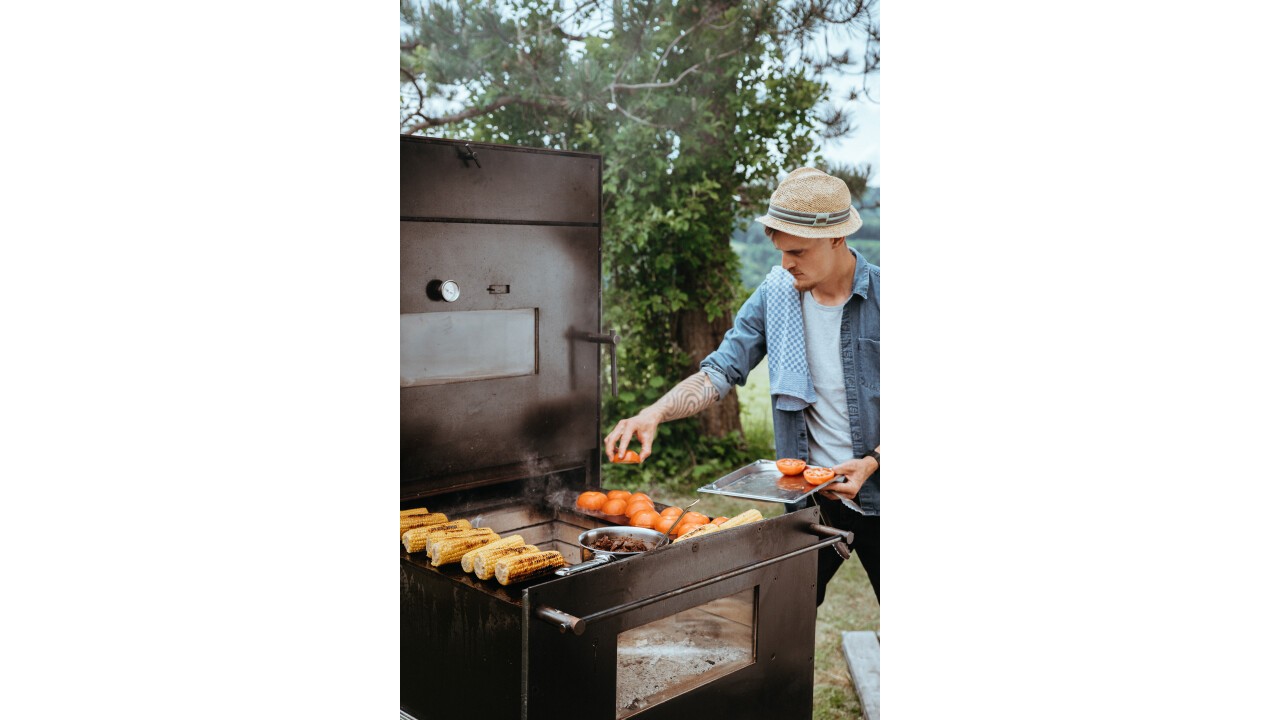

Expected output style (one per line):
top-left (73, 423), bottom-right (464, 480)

top-left (803, 466), bottom-right (835, 485)
top-left (576, 491), bottom-right (607, 510)
top-left (654, 516), bottom-right (678, 535)
top-left (612, 449), bottom-right (642, 464)
top-left (659, 506), bottom-right (683, 519)
top-left (629, 510), bottom-right (660, 529)
top-left (711, 516), bottom-right (729, 525)
top-left (601, 498), bottom-right (628, 516)
top-left (776, 458), bottom-right (807, 476)
top-left (606, 489), bottom-right (632, 502)
top-left (681, 512), bottom-right (710, 526)
top-left (624, 499), bottom-right (655, 518)
top-left (674, 521), bottom-right (707, 537)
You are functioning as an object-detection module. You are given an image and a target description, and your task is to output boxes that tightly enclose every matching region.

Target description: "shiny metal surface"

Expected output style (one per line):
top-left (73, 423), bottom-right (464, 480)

top-left (697, 459), bottom-right (839, 503)
top-left (577, 525), bottom-right (669, 556)
top-left (555, 525), bottom-right (669, 577)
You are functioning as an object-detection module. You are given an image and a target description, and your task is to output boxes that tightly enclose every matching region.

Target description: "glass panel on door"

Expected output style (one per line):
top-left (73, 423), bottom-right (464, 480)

top-left (400, 309), bottom-right (536, 386)
top-left (615, 587), bottom-right (756, 718)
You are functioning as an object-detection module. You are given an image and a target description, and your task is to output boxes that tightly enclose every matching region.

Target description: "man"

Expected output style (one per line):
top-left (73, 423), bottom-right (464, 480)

top-left (603, 166), bottom-right (880, 604)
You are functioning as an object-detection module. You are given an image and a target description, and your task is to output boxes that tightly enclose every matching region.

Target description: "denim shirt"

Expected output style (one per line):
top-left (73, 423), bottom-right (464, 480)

top-left (700, 247), bottom-right (880, 515)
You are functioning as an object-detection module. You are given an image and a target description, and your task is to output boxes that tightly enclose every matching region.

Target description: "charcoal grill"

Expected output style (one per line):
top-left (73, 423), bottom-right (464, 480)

top-left (400, 135), bottom-right (852, 719)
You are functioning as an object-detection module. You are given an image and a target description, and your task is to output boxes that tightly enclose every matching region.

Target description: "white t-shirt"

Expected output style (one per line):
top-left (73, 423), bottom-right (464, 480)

top-left (802, 290), bottom-right (862, 512)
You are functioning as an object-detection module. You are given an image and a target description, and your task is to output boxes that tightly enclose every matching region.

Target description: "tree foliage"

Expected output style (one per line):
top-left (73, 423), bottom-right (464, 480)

top-left (402, 0), bottom-right (879, 488)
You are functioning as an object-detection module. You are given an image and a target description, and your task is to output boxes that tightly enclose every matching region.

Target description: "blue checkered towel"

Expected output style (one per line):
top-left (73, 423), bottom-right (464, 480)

top-left (764, 267), bottom-right (815, 411)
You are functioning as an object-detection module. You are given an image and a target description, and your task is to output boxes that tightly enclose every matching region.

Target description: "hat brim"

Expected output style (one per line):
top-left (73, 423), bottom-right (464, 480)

top-left (755, 213), bottom-right (862, 239)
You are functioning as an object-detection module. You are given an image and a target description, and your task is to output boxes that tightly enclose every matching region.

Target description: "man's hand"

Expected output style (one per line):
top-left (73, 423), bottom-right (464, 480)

top-left (603, 409), bottom-right (662, 462)
top-left (602, 372), bottom-right (720, 462)
top-left (819, 455), bottom-right (879, 502)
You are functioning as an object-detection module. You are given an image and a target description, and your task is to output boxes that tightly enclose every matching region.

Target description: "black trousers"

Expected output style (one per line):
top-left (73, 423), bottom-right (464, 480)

top-left (812, 495), bottom-right (880, 606)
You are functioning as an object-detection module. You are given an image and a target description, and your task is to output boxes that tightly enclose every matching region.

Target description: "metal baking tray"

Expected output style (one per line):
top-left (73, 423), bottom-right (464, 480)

top-left (696, 460), bottom-right (839, 504)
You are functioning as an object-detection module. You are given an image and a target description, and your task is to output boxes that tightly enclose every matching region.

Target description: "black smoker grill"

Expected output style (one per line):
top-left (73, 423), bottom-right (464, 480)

top-left (400, 136), bottom-right (852, 719)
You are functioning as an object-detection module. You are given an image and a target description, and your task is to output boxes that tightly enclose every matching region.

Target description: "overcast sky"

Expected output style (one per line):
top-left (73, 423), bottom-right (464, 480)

top-left (819, 33), bottom-right (880, 186)
top-left (822, 75), bottom-right (880, 186)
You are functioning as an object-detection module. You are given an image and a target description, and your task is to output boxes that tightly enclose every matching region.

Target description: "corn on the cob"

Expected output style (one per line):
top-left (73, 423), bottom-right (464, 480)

top-left (494, 550), bottom-right (566, 586)
top-left (423, 528), bottom-right (494, 557)
top-left (460, 535), bottom-right (525, 573)
top-left (400, 510), bottom-right (448, 537)
top-left (673, 522), bottom-right (721, 543)
top-left (475, 544), bottom-right (540, 580)
top-left (401, 520), bottom-right (473, 553)
top-left (718, 508), bottom-right (764, 530)
top-left (430, 531), bottom-right (500, 567)
top-left (403, 519), bottom-right (471, 542)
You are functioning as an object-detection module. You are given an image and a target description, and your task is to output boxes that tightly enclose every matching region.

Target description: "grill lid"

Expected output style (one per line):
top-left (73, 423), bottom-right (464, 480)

top-left (400, 136), bottom-right (604, 499)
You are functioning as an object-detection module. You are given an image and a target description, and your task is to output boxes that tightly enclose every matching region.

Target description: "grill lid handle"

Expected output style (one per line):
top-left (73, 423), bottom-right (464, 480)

top-left (458, 142), bottom-right (481, 168)
top-left (581, 329), bottom-right (621, 397)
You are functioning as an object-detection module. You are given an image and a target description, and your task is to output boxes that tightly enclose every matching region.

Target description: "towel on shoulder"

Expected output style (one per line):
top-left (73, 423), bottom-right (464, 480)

top-left (763, 266), bottom-right (815, 411)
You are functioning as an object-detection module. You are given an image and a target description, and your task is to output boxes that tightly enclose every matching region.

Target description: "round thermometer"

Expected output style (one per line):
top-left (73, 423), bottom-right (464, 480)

top-left (427, 279), bottom-right (460, 302)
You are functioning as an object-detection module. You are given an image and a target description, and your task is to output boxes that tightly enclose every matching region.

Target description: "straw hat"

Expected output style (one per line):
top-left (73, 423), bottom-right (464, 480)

top-left (755, 167), bottom-right (863, 239)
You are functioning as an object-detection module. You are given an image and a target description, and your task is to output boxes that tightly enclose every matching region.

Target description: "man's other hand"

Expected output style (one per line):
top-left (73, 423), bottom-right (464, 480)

top-left (820, 455), bottom-right (879, 502)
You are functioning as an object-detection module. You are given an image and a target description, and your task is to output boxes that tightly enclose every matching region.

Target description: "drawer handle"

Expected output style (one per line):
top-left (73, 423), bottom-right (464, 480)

top-left (534, 605), bottom-right (585, 635)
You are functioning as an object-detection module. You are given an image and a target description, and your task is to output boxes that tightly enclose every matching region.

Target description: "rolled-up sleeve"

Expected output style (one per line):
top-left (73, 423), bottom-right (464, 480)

top-left (700, 282), bottom-right (768, 400)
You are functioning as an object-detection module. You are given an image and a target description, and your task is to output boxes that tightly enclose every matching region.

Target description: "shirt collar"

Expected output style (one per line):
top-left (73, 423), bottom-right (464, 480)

top-left (848, 246), bottom-right (870, 301)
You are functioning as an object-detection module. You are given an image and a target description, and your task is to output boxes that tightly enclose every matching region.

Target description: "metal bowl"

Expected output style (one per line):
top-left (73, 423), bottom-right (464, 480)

top-left (576, 525), bottom-right (669, 561)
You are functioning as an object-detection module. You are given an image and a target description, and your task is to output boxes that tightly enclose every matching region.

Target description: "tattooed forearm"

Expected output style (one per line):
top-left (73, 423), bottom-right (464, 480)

top-left (647, 372), bottom-right (720, 423)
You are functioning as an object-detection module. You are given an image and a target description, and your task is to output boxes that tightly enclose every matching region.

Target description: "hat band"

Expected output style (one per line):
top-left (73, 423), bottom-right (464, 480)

top-left (767, 204), bottom-right (852, 227)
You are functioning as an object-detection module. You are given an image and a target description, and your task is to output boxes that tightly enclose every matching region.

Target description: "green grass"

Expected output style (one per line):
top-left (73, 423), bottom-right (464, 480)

top-left (738, 359), bottom-right (776, 460)
top-left (618, 361), bottom-right (880, 719)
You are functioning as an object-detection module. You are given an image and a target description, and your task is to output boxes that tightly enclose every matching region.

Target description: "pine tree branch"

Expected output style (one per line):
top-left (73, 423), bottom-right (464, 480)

top-left (612, 49), bottom-right (739, 92)
top-left (609, 84), bottom-right (658, 127)
top-left (651, 14), bottom-right (713, 82)
top-left (401, 95), bottom-right (566, 133)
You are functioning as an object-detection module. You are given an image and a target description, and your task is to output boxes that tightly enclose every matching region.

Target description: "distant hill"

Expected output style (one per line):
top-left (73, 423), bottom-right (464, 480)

top-left (731, 186), bottom-right (879, 288)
